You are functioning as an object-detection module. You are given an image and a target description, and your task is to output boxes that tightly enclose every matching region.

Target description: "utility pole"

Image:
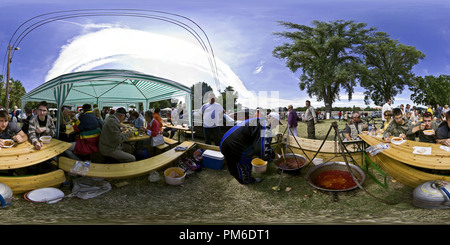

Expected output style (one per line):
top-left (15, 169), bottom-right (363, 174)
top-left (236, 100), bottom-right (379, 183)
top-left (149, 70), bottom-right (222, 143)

top-left (5, 45), bottom-right (19, 111)
top-left (5, 45), bottom-right (12, 110)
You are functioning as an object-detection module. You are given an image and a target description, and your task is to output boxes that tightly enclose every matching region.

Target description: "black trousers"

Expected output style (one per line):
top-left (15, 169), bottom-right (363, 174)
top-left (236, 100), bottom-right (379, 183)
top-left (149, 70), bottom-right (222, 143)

top-left (203, 126), bottom-right (221, 146)
top-left (220, 143), bottom-right (255, 184)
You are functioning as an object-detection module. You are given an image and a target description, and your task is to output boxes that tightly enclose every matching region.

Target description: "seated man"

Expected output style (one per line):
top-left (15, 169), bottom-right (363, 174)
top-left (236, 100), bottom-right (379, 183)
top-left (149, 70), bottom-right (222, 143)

top-left (344, 112), bottom-right (367, 141)
top-left (437, 111), bottom-right (450, 147)
top-left (98, 107), bottom-right (135, 163)
top-left (73, 104), bottom-right (102, 157)
top-left (383, 108), bottom-right (415, 142)
top-left (0, 110), bottom-right (28, 146)
top-left (130, 111), bottom-right (144, 129)
top-left (21, 106), bottom-right (33, 134)
top-left (28, 101), bottom-right (56, 150)
top-left (407, 112), bottom-right (438, 143)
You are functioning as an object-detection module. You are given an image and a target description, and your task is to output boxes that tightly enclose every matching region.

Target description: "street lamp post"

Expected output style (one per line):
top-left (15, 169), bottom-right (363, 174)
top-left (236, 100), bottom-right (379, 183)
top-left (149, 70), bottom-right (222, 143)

top-left (5, 45), bottom-right (19, 110)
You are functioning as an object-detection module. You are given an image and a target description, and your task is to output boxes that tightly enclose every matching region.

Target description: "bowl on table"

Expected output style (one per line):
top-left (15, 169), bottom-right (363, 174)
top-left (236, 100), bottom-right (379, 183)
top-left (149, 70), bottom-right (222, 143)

top-left (1, 139), bottom-right (14, 148)
top-left (39, 136), bottom-right (52, 144)
top-left (423, 130), bottom-right (434, 136)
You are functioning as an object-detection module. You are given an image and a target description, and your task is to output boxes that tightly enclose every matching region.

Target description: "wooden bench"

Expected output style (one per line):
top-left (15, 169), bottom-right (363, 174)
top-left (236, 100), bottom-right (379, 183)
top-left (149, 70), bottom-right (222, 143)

top-left (164, 137), bottom-right (178, 147)
top-left (55, 141), bottom-right (196, 179)
top-left (184, 130), bottom-right (195, 140)
top-left (0, 169), bottom-right (66, 194)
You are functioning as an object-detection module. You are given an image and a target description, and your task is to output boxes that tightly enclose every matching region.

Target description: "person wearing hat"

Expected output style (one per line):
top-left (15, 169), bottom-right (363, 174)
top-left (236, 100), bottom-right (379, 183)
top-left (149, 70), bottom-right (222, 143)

top-left (99, 107), bottom-right (135, 162)
top-left (71, 104), bottom-right (102, 158)
top-left (199, 92), bottom-right (224, 146)
top-left (220, 114), bottom-right (281, 184)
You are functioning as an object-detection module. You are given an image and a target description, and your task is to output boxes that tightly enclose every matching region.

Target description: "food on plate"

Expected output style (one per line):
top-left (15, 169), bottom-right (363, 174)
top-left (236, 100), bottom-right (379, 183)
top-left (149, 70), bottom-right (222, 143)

top-left (391, 137), bottom-right (402, 142)
top-left (2, 139), bottom-right (14, 147)
top-left (416, 148), bottom-right (426, 154)
top-left (423, 130), bottom-right (434, 135)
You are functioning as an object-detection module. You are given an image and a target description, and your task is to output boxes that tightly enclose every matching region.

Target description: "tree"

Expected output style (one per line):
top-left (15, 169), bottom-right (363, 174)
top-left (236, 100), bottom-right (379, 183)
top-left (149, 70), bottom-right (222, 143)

top-left (8, 78), bottom-right (26, 109)
top-left (191, 81), bottom-right (213, 110)
top-left (359, 32), bottom-right (425, 106)
top-left (217, 86), bottom-right (239, 113)
top-left (273, 20), bottom-right (375, 115)
top-left (410, 75), bottom-right (450, 107)
top-left (0, 76), bottom-right (26, 109)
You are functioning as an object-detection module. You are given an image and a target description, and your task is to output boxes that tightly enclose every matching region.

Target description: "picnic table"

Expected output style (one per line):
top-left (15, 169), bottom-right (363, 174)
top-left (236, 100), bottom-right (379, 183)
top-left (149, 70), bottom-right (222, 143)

top-left (163, 124), bottom-right (191, 143)
top-left (0, 138), bottom-right (72, 170)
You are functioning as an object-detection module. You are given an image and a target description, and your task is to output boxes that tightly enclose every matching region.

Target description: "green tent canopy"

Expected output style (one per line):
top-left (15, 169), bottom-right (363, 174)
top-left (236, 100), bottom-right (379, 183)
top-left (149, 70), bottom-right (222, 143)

top-left (21, 69), bottom-right (193, 138)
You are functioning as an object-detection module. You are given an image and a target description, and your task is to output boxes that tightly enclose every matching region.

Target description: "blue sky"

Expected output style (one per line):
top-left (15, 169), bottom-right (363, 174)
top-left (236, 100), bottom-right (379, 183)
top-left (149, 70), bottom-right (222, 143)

top-left (1, 0), bottom-right (450, 109)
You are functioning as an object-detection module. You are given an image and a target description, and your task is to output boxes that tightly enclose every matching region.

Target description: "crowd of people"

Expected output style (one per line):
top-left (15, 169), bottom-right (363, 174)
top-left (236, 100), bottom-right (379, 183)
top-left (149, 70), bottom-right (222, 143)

top-left (0, 101), bottom-right (179, 164)
top-left (340, 99), bottom-right (450, 146)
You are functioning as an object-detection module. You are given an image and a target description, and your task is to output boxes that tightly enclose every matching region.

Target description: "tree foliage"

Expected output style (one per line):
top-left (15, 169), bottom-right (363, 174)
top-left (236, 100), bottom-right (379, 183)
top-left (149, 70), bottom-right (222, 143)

top-left (359, 32), bottom-right (425, 106)
top-left (273, 20), bottom-right (375, 113)
top-left (410, 75), bottom-right (450, 107)
top-left (0, 75), bottom-right (27, 109)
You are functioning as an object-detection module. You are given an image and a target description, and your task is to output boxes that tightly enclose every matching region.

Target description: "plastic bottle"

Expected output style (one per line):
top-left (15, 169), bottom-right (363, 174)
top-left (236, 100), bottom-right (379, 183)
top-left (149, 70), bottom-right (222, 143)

top-left (370, 126), bottom-right (376, 136)
top-left (79, 160), bottom-right (91, 176)
top-left (69, 161), bottom-right (83, 175)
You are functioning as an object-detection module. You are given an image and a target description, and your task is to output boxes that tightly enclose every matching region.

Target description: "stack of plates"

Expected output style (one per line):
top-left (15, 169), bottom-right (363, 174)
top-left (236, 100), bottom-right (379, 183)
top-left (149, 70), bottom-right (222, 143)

top-left (24, 187), bottom-right (65, 204)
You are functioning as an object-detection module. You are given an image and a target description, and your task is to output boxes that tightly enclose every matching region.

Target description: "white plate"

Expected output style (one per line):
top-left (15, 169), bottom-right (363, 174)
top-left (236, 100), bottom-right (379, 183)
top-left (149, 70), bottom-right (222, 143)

top-left (390, 139), bottom-right (406, 145)
top-left (25, 187), bottom-right (64, 204)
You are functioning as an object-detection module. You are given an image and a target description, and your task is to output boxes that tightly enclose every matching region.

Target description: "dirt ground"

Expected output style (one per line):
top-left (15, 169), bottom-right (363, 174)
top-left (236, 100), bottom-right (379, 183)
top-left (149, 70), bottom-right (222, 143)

top-left (2, 119), bottom-right (450, 225)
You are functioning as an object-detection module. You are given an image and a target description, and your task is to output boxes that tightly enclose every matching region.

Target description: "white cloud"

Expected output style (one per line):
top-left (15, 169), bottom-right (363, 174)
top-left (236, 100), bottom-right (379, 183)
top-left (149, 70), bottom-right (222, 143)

top-left (253, 60), bottom-right (264, 74)
top-left (46, 28), bottom-right (255, 103)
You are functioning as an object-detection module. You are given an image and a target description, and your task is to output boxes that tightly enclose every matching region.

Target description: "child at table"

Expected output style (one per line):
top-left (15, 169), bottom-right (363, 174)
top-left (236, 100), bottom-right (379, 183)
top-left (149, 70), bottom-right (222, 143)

top-left (28, 101), bottom-right (56, 150)
top-left (0, 110), bottom-right (28, 147)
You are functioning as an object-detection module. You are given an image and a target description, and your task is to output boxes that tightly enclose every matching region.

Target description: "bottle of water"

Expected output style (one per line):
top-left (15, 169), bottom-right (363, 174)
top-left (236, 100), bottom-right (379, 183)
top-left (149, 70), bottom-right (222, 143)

top-left (79, 160), bottom-right (91, 176)
top-left (69, 161), bottom-right (83, 175)
top-left (371, 126), bottom-right (376, 136)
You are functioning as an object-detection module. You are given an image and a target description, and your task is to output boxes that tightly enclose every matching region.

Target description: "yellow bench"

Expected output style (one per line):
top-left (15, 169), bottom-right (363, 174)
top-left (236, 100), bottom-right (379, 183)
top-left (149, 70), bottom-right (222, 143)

top-left (55, 141), bottom-right (196, 179)
top-left (164, 137), bottom-right (178, 146)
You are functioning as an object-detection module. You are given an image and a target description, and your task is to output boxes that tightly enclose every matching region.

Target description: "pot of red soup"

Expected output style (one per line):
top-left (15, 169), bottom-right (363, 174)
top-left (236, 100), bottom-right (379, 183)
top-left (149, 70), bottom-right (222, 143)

top-left (306, 161), bottom-right (365, 192)
top-left (274, 153), bottom-right (307, 174)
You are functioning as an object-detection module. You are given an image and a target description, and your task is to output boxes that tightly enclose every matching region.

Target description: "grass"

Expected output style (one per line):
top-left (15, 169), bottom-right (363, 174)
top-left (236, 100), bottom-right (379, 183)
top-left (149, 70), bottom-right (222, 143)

top-left (3, 119), bottom-right (450, 225)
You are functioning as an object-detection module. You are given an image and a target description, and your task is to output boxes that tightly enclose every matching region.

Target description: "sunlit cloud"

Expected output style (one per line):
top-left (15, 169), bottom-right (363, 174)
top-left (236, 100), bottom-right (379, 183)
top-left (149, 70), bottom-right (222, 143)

top-left (46, 27), bottom-right (255, 105)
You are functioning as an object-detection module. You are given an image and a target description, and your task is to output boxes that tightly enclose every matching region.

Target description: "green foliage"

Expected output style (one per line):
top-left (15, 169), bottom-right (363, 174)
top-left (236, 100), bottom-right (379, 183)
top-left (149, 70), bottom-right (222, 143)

top-left (0, 75), bottom-right (27, 109)
top-left (410, 75), bottom-right (450, 107)
top-left (359, 32), bottom-right (425, 106)
top-left (273, 20), bottom-right (375, 113)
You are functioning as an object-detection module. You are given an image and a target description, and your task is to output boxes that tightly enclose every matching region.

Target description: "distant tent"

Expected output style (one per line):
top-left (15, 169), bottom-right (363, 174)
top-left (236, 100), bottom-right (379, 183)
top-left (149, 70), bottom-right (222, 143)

top-left (21, 69), bottom-right (192, 137)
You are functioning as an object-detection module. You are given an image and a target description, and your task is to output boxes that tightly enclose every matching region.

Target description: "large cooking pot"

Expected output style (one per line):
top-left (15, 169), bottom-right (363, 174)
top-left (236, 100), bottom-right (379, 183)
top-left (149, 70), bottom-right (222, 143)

top-left (413, 180), bottom-right (450, 209)
top-left (274, 153), bottom-right (308, 175)
top-left (306, 161), bottom-right (365, 192)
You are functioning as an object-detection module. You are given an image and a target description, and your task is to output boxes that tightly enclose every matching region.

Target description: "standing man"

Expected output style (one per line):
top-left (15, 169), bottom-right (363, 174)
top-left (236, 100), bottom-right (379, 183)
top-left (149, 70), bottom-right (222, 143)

top-left (304, 100), bottom-right (317, 139)
top-left (200, 92), bottom-right (224, 146)
top-left (287, 105), bottom-right (299, 137)
top-left (382, 98), bottom-right (392, 123)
